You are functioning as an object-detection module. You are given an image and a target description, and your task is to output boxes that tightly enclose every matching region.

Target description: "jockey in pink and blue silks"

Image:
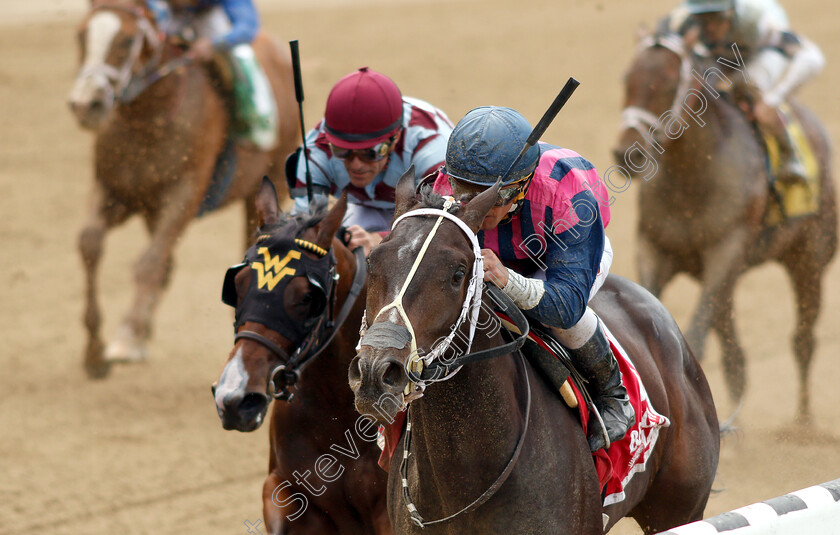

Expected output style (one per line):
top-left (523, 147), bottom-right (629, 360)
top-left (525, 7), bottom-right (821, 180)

top-left (433, 106), bottom-right (634, 452)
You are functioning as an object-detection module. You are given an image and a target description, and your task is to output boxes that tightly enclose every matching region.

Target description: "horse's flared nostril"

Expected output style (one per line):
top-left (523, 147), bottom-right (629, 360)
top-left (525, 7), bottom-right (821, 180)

top-left (236, 392), bottom-right (268, 421)
top-left (380, 358), bottom-right (406, 388)
top-left (348, 355), bottom-right (363, 391)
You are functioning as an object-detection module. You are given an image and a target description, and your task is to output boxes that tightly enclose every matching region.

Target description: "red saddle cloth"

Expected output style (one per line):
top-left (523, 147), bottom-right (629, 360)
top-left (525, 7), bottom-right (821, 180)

top-left (377, 320), bottom-right (670, 507)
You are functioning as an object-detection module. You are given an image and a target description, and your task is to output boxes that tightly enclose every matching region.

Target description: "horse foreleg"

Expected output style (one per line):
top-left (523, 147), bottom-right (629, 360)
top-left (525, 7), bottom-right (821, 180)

top-left (78, 182), bottom-right (129, 378)
top-left (685, 232), bottom-right (748, 361)
top-left (711, 286), bottom-right (746, 408)
top-left (105, 182), bottom-right (199, 363)
top-left (781, 254), bottom-right (823, 424)
top-left (636, 234), bottom-right (676, 298)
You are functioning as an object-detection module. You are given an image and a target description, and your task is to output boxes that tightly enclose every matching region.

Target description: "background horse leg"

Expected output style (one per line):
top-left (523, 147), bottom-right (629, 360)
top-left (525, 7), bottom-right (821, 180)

top-left (685, 230), bottom-right (749, 361)
top-left (712, 285), bottom-right (747, 410)
top-left (78, 182), bottom-right (130, 378)
top-left (636, 234), bottom-right (677, 298)
top-left (105, 181), bottom-right (200, 363)
top-left (780, 247), bottom-right (823, 424)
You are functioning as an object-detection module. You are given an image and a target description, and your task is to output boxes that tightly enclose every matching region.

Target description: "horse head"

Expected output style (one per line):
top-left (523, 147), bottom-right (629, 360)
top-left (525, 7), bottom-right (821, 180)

top-left (68, 0), bottom-right (164, 129)
top-left (349, 167), bottom-right (500, 423)
top-left (212, 179), bottom-right (351, 431)
top-left (612, 32), bottom-right (699, 177)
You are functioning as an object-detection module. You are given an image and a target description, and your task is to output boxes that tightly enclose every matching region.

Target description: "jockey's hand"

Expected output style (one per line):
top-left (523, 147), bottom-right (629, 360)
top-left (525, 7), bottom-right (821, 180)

top-left (347, 225), bottom-right (383, 256)
top-left (753, 99), bottom-right (779, 127)
top-left (482, 248), bottom-right (509, 288)
top-left (188, 37), bottom-right (215, 62)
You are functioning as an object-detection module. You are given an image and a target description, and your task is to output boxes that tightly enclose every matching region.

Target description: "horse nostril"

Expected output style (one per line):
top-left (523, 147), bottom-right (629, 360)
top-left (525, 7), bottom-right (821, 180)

top-left (381, 359), bottom-right (405, 387)
top-left (210, 383), bottom-right (217, 396)
top-left (348, 355), bottom-right (363, 389)
top-left (89, 100), bottom-right (105, 114)
top-left (237, 392), bottom-right (268, 420)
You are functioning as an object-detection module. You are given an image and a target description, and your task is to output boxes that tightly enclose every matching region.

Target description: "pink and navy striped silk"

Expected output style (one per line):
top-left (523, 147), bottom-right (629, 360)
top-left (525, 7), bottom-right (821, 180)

top-left (435, 144), bottom-right (611, 329)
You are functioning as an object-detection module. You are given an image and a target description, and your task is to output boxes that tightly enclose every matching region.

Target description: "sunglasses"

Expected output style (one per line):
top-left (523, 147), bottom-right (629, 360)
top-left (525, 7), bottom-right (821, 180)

top-left (448, 174), bottom-right (530, 207)
top-left (329, 136), bottom-right (396, 163)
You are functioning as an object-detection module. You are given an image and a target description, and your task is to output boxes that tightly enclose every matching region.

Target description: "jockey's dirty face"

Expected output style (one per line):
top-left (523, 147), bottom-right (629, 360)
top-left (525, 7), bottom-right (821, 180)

top-left (694, 11), bottom-right (733, 45)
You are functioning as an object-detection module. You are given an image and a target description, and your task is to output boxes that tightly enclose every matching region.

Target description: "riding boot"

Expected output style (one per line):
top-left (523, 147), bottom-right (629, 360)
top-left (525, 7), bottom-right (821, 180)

top-left (570, 324), bottom-right (635, 452)
top-left (774, 128), bottom-right (808, 184)
top-left (227, 44), bottom-right (278, 151)
top-left (758, 106), bottom-right (807, 184)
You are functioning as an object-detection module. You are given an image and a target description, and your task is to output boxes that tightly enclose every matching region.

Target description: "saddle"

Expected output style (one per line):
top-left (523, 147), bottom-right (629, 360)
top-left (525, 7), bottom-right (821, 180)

top-left (498, 314), bottom-right (671, 506)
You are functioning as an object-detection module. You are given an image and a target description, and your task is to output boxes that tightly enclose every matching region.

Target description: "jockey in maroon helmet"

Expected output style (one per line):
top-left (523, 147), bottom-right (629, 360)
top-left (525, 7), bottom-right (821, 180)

top-left (291, 67), bottom-right (453, 255)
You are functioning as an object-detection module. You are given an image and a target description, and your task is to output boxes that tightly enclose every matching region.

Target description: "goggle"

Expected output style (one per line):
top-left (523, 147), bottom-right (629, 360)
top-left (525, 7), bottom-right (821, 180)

top-left (329, 136), bottom-right (396, 163)
top-left (447, 173), bottom-right (531, 207)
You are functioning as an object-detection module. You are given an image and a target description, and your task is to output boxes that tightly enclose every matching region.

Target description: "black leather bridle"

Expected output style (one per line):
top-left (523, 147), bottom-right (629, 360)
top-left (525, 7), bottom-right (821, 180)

top-left (232, 246), bottom-right (366, 401)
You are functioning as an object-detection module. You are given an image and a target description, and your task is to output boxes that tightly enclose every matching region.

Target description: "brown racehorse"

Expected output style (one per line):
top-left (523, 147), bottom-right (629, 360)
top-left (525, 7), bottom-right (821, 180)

top-left (612, 32), bottom-right (837, 422)
top-left (213, 179), bottom-right (390, 535)
top-left (68, 0), bottom-right (300, 378)
top-left (350, 171), bottom-right (720, 534)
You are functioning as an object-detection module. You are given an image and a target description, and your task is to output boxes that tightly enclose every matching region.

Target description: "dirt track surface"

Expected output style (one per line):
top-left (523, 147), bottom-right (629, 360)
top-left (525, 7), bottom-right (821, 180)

top-left (1, 0), bottom-right (838, 533)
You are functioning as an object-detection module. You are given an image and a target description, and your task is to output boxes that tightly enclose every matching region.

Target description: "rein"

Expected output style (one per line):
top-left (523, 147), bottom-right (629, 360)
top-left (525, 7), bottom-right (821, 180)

top-left (237, 246), bottom-right (367, 401)
top-left (401, 349), bottom-right (532, 528)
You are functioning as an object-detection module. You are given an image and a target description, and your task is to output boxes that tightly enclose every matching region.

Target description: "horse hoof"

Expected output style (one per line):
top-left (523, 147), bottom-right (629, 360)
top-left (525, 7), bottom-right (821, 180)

top-left (104, 327), bottom-right (148, 363)
top-left (84, 340), bottom-right (112, 379)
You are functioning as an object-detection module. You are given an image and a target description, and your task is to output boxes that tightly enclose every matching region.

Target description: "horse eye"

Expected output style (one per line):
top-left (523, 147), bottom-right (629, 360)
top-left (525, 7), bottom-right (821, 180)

top-left (452, 268), bottom-right (466, 284)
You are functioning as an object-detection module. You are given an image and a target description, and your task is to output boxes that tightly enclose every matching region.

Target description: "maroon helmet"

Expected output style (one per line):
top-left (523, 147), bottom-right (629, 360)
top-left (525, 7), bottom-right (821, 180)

top-left (324, 67), bottom-right (404, 149)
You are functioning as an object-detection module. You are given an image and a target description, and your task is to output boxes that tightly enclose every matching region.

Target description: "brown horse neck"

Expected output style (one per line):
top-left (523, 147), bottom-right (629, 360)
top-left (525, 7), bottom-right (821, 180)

top-left (405, 317), bottom-right (525, 508)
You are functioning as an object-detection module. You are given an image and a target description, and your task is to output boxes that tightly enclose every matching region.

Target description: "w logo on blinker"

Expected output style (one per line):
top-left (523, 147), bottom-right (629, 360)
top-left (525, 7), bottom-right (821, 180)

top-left (251, 248), bottom-right (300, 291)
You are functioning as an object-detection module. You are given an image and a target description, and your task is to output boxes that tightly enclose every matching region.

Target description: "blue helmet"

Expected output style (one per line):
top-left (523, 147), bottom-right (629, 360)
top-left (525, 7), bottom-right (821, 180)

top-left (444, 106), bottom-right (540, 187)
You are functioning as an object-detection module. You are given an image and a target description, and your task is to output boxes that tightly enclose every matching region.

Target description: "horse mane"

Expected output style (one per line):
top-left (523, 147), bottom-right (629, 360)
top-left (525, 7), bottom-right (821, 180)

top-left (418, 183), bottom-right (465, 214)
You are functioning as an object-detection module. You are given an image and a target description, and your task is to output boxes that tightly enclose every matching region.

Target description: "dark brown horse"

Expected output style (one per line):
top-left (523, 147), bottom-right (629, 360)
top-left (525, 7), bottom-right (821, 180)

top-left (612, 32), bottom-right (837, 421)
top-left (68, 0), bottom-right (300, 377)
top-left (349, 171), bottom-right (720, 534)
top-left (212, 179), bottom-right (390, 535)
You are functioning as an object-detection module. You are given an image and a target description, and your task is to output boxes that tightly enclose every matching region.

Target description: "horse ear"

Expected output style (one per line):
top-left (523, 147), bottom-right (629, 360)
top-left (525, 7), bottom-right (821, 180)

top-left (314, 191), bottom-right (347, 250)
top-left (256, 176), bottom-right (280, 228)
top-left (636, 22), bottom-right (649, 43)
top-left (459, 181), bottom-right (501, 233)
top-left (393, 165), bottom-right (417, 220)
